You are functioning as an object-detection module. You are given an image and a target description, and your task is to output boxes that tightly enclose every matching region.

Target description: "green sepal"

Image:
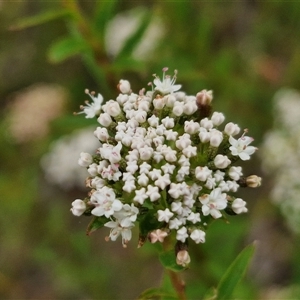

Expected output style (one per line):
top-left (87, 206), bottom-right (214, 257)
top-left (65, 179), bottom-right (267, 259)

top-left (86, 216), bottom-right (107, 235)
top-left (9, 9), bottom-right (72, 31)
top-left (48, 36), bottom-right (89, 63)
top-left (159, 250), bottom-right (186, 272)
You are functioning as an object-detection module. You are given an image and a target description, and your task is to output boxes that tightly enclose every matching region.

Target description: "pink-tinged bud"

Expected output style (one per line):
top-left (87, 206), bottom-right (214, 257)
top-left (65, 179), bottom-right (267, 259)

top-left (196, 89), bottom-right (213, 105)
top-left (246, 175), bottom-right (262, 188)
top-left (117, 79), bottom-right (131, 94)
top-left (176, 250), bottom-right (191, 267)
top-left (149, 229), bottom-right (168, 243)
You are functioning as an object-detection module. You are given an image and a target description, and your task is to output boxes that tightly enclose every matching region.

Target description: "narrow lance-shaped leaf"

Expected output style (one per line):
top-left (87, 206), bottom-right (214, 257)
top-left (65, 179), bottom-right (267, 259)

top-left (216, 242), bottom-right (256, 300)
top-left (9, 9), bottom-right (72, 31)
top-left (93, 0), bottom-right (118, 39)
top-left (86, 216), bottom-right (107, 235)
top-left (115, 11), bottom-right (152, 60)
top-left (48, 36), bottom-right (89, 63)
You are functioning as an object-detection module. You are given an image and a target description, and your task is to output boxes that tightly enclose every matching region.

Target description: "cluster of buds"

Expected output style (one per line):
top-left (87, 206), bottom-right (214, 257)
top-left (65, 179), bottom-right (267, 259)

top-left (71, 68), bottom-right (261, 266)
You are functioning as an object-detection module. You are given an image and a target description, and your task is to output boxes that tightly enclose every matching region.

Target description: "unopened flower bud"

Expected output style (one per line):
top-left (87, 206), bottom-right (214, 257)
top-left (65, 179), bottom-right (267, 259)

top-left (176, 250), bottom-right (191, 267)
top-left (232, 198), bottom-right (248, 214)
top-left (97, 113), bottom-right (112, 127)
top-left (71, 199), bottom-right (86, 216)
top-left (196, 89), bottom-right (213, 105)
top-left (246, 175), bottom-right (262, 188)
top-left (224, 122), bottom-right (240, 136)
top-left (210, 130), bottom-right (223, 147)
top-left (94, 127), bottom-right (109, 141)
top-left (211, 112), bottom-right (225, 126)
top-left (118, 79), bottom-right (131, 94)
top-left (103, 100), bottom-right (121, 117)
top-left (214, 154), bottom-right (231, 169)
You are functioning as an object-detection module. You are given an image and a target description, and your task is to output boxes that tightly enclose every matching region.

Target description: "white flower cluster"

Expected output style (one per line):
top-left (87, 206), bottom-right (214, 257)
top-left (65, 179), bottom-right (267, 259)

top-left (261, 88), bottom-right (300, 233)
top-left (71, 68), bottom-right (259, 264)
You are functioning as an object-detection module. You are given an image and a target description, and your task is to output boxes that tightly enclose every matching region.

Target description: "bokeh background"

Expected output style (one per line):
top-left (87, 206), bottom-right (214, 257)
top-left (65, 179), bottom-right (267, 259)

top-left (1, 1), bottom-right (300, 299)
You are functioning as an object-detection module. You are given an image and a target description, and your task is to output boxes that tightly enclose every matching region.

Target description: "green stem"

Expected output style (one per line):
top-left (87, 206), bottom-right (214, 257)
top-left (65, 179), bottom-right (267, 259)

top-left (162, 237), bottom-right (187, 300)
top-left (167, 270), bottom-right (186, 300)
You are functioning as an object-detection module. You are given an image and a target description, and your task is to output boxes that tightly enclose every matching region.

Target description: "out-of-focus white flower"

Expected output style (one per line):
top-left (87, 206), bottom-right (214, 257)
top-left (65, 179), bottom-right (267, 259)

top-left (190, 229), bottom-right (206, 244)
top-left (41, 127), bottom-right (100, 190)
top-left (6, 83), bottom-right (66, 143)
top-left (104, 7), bottom-right (164, 61)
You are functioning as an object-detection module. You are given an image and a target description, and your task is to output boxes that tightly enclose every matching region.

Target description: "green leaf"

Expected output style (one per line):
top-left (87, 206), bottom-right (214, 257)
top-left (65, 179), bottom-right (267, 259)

top-left (138, 287), bottom-right (177, 300)
top-left (93, 0), bottom-right (118, 37)
top-left (215, 242), bottom-right (256, 300)
top-left (159, 250), bottom-right (185, 272)
top-left (116, 10), bottom-right (152, 60)
top-left (86, 217), bottom-right (107, 236)
top-left (9, 9), bottom-right (72, 31)
top-left (139, 210), bottom-right (160, 237)
top-left (48, 36), bottom-right (88, 63)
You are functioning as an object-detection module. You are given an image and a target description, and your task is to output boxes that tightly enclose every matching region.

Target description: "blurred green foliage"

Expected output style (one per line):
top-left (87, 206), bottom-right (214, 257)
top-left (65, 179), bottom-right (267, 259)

top-left (1, 0), bottom-right (300, 299)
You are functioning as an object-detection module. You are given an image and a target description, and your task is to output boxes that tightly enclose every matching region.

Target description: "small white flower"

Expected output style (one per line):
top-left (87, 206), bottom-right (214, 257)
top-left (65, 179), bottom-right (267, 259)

top-left (229, 135), bottom-right (257, 161)
top-left (91, 187), bottom-right (123, 218)
top-left (158, 208), bottom-right (174, 223)
top-left (105, 219), bottom-right (133, 247)
top-left (190, 229), bottom-right (205, 244)
top-left (161, 163), bottom-right (176, 174)
top-left (154, 174), bottom-right (171, 189)
top-left (172, 102), bottom-right (184, 116)
top-left (187, 212), bottom-right (201, 224)
top-left (182, 145), bottom-right (197, 158)
top-left (71, 199), bottom-right (86, 216)
top-left (176, 226), bottom-right (188, 242)
top-left (146, 185), bottom-right (161, 202)
top-left (137, 173), bottom-right (149, 186)
top-left (77, 90), bottom-right (103, 118)
top-left (122, 180), bottom-right (136, 193)
top-left (171, 201), bottom-right (183, 215)
top-left (153, 67), bottom-right (181, 94)
top-left (200, 188), bottom-right (227, 219)
top-left (133, 187), bottom-right (148, 204)
top-left (169, 218), bottom-right (182, 230)
top-left (232, 198), bottom-right (248, 214)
